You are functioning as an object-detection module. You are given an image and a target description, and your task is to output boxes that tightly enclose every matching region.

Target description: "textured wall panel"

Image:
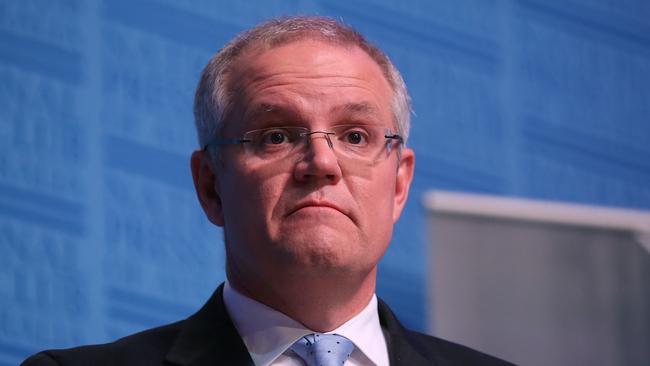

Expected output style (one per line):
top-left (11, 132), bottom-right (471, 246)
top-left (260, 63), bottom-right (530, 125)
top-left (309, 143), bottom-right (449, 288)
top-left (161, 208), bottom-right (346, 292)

top-left (1, 0), bottom-right (649, 364)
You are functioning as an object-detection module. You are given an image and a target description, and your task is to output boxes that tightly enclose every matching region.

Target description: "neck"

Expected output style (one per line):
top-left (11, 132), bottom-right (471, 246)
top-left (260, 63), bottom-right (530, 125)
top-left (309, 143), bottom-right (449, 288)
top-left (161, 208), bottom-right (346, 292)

top-left (227, 264), bottom-right (377, 332)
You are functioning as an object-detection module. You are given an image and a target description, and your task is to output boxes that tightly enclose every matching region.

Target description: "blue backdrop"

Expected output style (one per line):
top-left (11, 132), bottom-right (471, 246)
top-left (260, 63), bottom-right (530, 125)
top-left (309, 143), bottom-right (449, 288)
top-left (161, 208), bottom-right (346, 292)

top-left (1, 1), bottom-right (649, 364)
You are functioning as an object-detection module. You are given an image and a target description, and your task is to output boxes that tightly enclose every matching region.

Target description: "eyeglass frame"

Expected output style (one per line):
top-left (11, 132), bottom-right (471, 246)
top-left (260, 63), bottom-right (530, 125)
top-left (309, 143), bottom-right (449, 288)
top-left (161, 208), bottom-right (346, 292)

top-left (202, 124), bottom-right (404, 164)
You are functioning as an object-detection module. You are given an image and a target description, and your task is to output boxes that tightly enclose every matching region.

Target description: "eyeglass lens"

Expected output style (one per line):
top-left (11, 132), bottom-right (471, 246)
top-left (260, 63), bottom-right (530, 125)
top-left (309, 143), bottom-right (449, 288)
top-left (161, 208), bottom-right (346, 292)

top-left (242, 125), bottom-right (400, 163)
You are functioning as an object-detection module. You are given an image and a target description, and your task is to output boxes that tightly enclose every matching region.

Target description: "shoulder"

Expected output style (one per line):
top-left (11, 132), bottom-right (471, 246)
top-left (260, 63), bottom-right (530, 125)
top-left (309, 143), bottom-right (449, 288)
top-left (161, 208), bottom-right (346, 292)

top-left (21, 321), bottom-right (184, 366)
top-left (401, 329), bottom-right (516, 366)
top-left (377, 298), bottom-right (515, 365)
top-left (21, 285), bottom-right (250, 366)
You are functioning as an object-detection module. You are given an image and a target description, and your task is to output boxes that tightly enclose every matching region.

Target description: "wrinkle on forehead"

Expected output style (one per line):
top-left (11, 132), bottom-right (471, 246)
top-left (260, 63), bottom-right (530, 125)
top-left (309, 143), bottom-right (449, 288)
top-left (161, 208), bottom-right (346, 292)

top-left (243, 100), bottom-right (384, 130)
top-left (251, 100), bottom-right (380, 118)
top-left (226, 40), bottom-right (394, 132)
top-left (234, 40), bottom-right (390, 89)
top-left (244, 73), bottom-right (380, 95)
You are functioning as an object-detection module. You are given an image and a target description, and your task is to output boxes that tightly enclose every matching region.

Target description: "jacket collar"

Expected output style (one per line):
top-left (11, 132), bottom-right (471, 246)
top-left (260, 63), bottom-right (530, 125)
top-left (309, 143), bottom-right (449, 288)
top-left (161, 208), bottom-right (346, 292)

top-left (378, 298), bottom-right (435, 366)
top-left (165, 284), bottom-right (254, 366)
top-left (165, 283), bottom-right (432, 366)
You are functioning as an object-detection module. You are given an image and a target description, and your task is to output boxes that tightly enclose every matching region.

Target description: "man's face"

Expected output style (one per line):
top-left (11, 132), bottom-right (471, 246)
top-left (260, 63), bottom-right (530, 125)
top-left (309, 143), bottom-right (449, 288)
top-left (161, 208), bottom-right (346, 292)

top-left (194, 40), bottom-right (414, 284)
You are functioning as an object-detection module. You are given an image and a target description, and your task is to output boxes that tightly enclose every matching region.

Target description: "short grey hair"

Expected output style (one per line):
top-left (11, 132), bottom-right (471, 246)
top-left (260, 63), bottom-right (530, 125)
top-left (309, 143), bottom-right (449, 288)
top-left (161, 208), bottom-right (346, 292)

top-left (193, 15), bottom-right (412, 148)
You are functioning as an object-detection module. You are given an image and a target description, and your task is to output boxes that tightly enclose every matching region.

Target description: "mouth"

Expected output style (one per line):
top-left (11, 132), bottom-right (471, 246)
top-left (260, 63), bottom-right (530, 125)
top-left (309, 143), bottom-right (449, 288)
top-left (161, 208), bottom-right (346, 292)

top-left (287, 200), bottom-right (350, 219)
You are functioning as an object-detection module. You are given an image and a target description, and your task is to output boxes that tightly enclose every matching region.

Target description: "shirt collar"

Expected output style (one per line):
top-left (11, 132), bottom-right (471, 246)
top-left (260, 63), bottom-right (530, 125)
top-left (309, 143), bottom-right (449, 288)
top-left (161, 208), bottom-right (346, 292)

top-left (223, 281), bottom-right (388, 366)
top-left (331, 295), bottom-right (388, 366)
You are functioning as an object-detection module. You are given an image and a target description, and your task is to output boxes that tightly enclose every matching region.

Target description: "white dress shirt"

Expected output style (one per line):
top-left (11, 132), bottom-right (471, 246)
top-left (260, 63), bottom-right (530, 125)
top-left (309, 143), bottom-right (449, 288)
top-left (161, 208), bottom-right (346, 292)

top-left (223, 281), bottom-right (390, 366)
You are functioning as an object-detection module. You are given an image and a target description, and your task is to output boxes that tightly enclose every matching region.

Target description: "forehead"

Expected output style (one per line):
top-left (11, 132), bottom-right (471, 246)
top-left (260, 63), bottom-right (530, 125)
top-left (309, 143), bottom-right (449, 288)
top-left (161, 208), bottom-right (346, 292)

top-left (226, 40), bottom-right (394, 129)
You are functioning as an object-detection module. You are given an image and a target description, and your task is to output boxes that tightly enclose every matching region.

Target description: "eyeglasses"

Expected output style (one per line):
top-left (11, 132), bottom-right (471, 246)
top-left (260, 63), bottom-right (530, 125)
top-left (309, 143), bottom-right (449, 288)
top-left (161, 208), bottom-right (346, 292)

top-left (203, 125), bottom-right (403, 165)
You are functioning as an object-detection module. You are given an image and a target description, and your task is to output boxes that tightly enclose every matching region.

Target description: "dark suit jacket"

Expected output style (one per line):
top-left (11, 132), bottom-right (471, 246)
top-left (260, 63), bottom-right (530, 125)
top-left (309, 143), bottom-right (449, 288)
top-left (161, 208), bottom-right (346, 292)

top-left (22, 284), bottom-right (514, 365)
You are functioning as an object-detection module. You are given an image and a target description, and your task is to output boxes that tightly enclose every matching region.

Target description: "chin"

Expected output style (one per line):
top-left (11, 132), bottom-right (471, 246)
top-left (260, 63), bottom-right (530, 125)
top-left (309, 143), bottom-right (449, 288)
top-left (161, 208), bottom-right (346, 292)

top-left (274, 233), bottom-right (359, 270)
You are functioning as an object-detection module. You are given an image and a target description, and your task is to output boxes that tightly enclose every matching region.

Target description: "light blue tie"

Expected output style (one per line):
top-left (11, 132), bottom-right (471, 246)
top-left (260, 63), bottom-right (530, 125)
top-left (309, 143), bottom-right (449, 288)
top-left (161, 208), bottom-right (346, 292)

top-left (290, 333), bottom-right (355, 366)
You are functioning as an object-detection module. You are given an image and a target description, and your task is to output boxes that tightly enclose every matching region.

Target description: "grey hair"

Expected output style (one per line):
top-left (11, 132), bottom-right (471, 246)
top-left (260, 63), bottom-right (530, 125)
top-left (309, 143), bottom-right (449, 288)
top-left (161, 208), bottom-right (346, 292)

top-left (193, 15), bottom-right (412, 148)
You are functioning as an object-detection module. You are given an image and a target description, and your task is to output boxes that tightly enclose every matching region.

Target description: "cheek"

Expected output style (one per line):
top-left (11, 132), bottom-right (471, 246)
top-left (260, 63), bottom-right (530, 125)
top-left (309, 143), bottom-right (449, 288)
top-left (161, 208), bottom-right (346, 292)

top-left (223, 167), bottom-right (289, 224)
top-left (256, 179), bottom-right (286, 221)
top-left (351, 179), bottom-right (395, 263)
top-left (349, 172), bottom-right (396, 228)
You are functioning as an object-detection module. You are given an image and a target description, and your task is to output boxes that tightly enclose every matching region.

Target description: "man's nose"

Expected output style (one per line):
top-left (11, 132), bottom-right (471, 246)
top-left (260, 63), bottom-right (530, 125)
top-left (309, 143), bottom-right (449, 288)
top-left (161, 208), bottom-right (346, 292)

top-left (293, 133), bottom-right (342, 184)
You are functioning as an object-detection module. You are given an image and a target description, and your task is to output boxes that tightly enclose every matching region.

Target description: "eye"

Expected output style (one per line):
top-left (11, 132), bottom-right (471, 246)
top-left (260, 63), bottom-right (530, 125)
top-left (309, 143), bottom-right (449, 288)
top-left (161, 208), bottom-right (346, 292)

top-left (260, 130), bottom-right (290, 145)
top-left (346, 131), bottom-right (363, 144)
top-left (340, 129), bottom-right (369, 146)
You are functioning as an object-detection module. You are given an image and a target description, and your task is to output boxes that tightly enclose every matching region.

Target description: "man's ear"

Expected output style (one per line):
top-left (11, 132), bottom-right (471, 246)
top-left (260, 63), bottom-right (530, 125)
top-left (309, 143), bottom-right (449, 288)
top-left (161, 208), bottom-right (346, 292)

top-left (191, 150), bottom-right (225, 227)
top-left (392, 147), bottom-right (415, 223)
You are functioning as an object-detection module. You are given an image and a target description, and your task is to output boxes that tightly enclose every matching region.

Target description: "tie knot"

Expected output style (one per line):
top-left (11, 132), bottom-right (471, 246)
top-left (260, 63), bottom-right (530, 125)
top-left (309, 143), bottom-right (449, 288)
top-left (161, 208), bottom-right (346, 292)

top-left (290, 333), bottom-right (355, 366)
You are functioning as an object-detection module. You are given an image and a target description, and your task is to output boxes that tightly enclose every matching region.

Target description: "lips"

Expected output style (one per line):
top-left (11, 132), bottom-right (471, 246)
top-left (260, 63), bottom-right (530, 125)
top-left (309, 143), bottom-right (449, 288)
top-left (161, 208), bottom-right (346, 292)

top-left (287, 200), bottom-right (350, 219)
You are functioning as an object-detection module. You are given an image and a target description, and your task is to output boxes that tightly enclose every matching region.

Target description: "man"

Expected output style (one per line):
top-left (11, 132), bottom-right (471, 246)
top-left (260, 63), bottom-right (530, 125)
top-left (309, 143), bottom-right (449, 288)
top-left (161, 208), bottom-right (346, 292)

top-left (23, 16), bottom-right (513, 366)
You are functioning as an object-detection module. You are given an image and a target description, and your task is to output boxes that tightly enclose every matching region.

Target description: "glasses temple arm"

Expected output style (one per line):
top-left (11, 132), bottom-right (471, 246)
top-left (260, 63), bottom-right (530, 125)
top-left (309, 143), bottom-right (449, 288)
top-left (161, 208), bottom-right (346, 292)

top-left (202, 138), bottom-right (251, 150)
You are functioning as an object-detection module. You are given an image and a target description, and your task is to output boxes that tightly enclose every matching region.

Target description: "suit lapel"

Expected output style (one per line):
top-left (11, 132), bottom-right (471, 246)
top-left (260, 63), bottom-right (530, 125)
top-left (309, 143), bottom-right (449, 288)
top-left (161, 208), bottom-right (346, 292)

top-left (378, 299), bottom-right (437, 366)
top-left (164, 286), bottom-right (439, 366)
top-left (165, 284), bottom-right (254, 366)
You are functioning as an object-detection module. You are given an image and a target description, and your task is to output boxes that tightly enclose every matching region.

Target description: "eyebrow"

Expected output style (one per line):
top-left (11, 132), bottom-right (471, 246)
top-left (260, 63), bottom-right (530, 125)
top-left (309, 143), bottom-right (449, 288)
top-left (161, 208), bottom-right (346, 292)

top-left (243, 101), bottom-right (383, 126)
top-left (331, 102), bottom-right (382, 119)
top-left (245, 103), bottom-right (299, 121)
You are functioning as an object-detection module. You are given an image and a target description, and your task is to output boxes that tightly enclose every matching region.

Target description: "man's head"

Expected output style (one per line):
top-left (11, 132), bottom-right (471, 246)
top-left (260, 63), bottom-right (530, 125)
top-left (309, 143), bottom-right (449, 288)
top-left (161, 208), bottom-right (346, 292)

top-left (193, 16), bottom-right (412, 149)
top-left (191, 16), bottom-right (415, 305)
